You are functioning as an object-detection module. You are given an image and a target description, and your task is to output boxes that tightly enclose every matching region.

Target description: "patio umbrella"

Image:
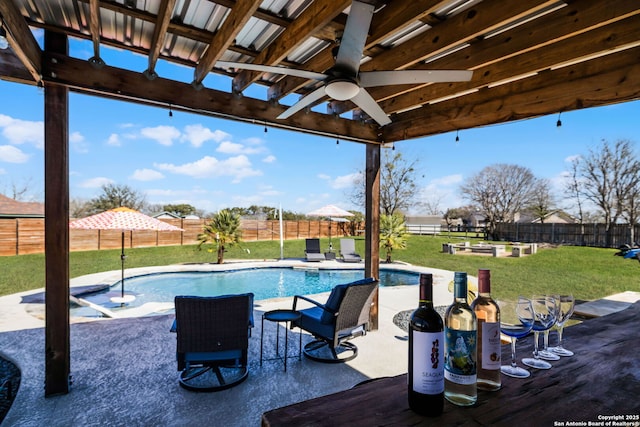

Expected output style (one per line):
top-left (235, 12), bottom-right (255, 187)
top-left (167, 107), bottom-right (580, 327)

top-left (307, 204), bottom-right (354, 250)
top-left (69, 207), bottom-right (183, 304)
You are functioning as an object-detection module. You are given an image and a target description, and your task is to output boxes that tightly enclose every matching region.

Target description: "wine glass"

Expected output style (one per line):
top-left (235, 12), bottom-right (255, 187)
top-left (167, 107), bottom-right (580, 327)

top-left (498, 297), bottom-right (534, 378)
top-left (538, 294), bottom-right (561, 361)
top-left (522, 295), bottom-right (557, 370)
top-left (549, 294), bottom-right (575, 356)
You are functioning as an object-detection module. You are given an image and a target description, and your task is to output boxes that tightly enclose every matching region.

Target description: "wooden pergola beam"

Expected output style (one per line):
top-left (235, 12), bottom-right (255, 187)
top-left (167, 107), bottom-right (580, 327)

top-left (381, 13), bottom-right (640, 115)
top-left (383, 47), bottom-right (640, 141)
top-left (192, 0), bottom-right (262, 85)
top-left (0, 0), bottom-right (42, 83)
top-left (232, 0), bottom-right (351, 93)
top-left (42, 52), bottom-right (380, 143)
top-left (146, 0), bottom-right (177, 77)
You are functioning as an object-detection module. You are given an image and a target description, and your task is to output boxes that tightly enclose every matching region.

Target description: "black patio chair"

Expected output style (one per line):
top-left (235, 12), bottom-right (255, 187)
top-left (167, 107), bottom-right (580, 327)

top-left (172, 293), bottom-right (254, 391)
top-left (292, 277), bottom-right (378, 363)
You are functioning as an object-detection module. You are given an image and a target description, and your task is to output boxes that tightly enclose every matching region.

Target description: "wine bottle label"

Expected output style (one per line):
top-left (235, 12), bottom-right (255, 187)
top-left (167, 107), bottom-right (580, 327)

top-left (482, 322), bottom-right (501, 369)
top-left (412, 331), bottom-right (445, 394)
top-left (444, 329), bottom-right (477, 385)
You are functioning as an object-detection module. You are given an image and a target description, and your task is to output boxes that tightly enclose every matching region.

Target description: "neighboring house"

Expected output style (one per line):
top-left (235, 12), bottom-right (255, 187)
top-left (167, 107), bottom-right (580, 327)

top-left (516, 209), bottom-right (578, 224)
top-left (532, 210), bottom-right (579, 224)
top-left (0, 194), bottom-right (44, 218)
top-left (152, 211), bottom-right (182, 219)
top-left (467, 212), bottom-right (487, 228)
top-left (404, 215), bottom-right (441, 235)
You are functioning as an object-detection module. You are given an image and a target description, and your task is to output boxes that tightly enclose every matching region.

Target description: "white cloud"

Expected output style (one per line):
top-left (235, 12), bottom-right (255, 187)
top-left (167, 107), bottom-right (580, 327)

top-left (0, 114), bottom-right (44, 148)
top-left (130, 168), bottom-right (164, 181)
top-left (331, 172), bottom-right (360, 189)
top-left (79, 177), bottom-right (114, 188)
top-left (0, 145), bottom-right (30, 163)
top-left (243, 137), bottom-right (264, 145)
top-left (317, 173), bottom-right (331, 180)
top-left (262, 155), bottom-right (276, 163)
top-left (0, 167), bottom-right (6, 174)
top-left (217, 141), bottom-right (264, 155)
top-left (181, 124), bottom-right (230, 148)
top-left (154, 154), bottom-right (262, 182)
top-left (430, 174), bottom-right (463, 187)
top-left (70, 131), bottom-right (89, 153)
top-left (141, 125), bottom-right (181, 146)
top-left (217, 141), bottom-right (245, 154)
top-left (107, 133), bottom-right (121, 146)
top-left (565, 154), bottom-right (581, 163)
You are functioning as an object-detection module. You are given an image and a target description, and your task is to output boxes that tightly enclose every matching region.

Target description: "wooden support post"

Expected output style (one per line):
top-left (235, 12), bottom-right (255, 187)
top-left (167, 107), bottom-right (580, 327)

top-left (364, 143), bottom-right (380, 330)
top-left (44, 30), bottom-right (70, 396)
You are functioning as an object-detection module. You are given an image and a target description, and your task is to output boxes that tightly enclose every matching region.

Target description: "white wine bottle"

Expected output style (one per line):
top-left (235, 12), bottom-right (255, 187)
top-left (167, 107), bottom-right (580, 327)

top-left (471, 269), bottom-right (501, 391)
top-left (408, 273), bottom-right (444, 416)
top-left (444, 271), bottom-right (477, 406)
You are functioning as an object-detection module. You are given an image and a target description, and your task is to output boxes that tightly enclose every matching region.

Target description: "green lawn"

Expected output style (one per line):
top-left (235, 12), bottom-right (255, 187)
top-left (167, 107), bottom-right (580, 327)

top-left (1, 235), bottom-right (637, 301)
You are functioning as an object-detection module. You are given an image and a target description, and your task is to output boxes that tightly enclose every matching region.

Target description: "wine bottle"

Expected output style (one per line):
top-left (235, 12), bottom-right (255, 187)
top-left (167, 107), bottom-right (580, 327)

top-left (444, 271), bottom-right (477, 406)
top-left (470, 269), bottom-right (501, 391)
top-left (408, 273), bottom-right (444, 417)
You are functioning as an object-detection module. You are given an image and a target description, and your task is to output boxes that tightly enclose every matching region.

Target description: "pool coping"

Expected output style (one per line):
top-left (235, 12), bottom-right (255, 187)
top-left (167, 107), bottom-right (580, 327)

top-left (0, 258), bottom-right (461, 332)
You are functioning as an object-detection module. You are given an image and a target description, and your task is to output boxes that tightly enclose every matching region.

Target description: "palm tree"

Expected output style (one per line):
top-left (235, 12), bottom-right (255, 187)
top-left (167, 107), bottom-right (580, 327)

top-left (197, 209), bottom-right (242, 264)
top-left (379, 214), bottom-right (409, 263)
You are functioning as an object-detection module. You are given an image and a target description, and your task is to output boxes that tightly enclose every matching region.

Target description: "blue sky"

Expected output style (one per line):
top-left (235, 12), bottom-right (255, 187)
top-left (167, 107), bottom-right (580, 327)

top-left (0, 35), bottom-right (638, 215)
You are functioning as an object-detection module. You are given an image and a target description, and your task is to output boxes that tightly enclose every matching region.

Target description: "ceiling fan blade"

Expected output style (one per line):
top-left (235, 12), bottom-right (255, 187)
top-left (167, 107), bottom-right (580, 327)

top-left (335, 1), bottom-right (375, 74)
top-left (359, 70), bottom-right (474, 87)
top-left (350, 88), bottom-right (391, 126)
top-left (277, 87), bottom-right (327, 120)
top-left (216, 61), bottom-right (327, 81)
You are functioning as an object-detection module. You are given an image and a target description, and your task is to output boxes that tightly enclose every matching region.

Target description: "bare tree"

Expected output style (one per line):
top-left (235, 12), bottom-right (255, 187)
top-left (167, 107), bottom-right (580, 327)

top-left (564, 157), bottom-right (586, 224)
top-left (348, 150), bottom-right (420, 216)
top-left (460, 164), bottom-right (539, 239)
top-left (528, 179), bottom-right (555, 223)
top-left (577, 139), bottom-right (640, 245)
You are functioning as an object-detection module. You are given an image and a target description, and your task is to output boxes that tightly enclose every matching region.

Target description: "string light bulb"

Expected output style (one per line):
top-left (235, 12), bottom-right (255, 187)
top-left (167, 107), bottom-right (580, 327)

top-left (264, 122), bottom-right (268, 133)
top-left (455, 130), bottom-right (460, 142)
top-left (168, 104), bottom-right (173, 118)
top-left (336, 138), bottom-right (339, 145)
top-left (556, 112), bottom-right (562, 128)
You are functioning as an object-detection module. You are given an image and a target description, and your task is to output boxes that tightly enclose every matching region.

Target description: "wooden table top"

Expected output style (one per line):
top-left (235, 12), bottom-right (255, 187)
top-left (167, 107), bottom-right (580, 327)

top-left (262, 302), bottom-right (640, 426)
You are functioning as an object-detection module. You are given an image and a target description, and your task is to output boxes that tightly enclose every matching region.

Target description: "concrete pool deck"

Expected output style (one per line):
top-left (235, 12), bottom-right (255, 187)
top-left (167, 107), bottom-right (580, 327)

top-left (0, 259), bottom-right (459, 426)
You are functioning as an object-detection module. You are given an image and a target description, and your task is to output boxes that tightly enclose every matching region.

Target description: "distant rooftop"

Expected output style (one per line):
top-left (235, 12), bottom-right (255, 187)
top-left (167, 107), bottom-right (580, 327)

top-left (0, 194), bottom-right (44, 217)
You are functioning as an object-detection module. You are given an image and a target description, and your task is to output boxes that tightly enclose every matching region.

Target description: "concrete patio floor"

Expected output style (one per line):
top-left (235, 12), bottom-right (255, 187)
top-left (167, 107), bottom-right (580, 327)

top-left (0, 260), bottom-right (456, 426)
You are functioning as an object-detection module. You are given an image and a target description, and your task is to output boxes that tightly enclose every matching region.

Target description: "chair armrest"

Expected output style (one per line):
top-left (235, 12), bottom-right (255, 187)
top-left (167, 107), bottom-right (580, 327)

top-left (293, 295), bottom-right (334, 315)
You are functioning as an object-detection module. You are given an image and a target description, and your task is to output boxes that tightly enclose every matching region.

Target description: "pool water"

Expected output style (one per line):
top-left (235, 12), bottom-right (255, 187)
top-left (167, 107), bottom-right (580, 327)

top-left (72, 267), bottom-right (419, 317)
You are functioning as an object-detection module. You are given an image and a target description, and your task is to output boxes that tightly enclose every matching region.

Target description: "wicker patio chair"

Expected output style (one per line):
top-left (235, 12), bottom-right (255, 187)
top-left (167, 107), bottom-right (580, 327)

top-left (292, 278), bottom-right (378, 363)
top-left (173, 293), bottom-right (254, 391)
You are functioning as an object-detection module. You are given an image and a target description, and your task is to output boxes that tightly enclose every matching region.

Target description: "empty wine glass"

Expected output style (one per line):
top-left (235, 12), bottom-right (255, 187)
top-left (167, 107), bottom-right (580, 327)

top-left (498, 297), bottom-right (534, 378)
top-left (549, 294), bottom-right (575, 356)
top-left (539, 294), bottom-right (561, 361)
top-left (522, 295), bottom-right (557, 370)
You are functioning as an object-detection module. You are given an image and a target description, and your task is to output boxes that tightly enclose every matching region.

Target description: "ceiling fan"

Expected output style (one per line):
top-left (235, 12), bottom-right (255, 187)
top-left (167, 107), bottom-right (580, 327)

top-left (217, 1), bottom-right (473, 126)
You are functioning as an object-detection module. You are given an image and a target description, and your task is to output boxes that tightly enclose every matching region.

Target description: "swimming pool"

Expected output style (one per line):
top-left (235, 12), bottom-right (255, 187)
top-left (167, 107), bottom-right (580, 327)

top-left (71, 267), bottom-right (419, 317)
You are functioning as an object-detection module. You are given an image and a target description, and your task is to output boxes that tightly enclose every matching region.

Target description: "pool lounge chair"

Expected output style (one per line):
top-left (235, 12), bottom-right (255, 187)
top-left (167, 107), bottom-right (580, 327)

top-left (172, 293), bottom-right (254, 391)
top-left (292, 277), bottom-right (378, 363)
top-left (305, 238), bottom-right (326, 262)
top-left (339, 238), bottom-right (362, 263)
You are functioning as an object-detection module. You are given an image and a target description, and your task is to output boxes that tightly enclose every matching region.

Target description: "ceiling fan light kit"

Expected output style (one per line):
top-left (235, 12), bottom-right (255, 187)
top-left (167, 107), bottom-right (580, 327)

top-left (325, 80), bottom-right (360, 100)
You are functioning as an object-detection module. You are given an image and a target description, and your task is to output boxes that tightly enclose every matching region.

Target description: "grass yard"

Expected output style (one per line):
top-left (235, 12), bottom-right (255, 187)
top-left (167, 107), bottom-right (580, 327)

top-left (1, 235), bottom-right (637, 301)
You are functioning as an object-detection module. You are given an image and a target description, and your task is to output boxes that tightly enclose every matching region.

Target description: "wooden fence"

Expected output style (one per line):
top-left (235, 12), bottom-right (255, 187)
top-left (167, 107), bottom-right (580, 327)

top-left (494, 222), bottom-right (640, 248)
top-left (0, 218), bottom-right (355, 256)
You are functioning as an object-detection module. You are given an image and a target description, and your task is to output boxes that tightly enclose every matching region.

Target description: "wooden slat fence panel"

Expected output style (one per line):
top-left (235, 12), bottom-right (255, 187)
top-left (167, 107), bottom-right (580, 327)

top-left (495, 222), bottom-right (640, 248)
top-left (0, 218), bottom-right (357, 256)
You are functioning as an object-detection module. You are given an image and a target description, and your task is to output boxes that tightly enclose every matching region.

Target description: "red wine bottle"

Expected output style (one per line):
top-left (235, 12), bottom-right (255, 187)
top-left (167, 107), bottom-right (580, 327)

top-left (408, 273), bottom-right (444, 417)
